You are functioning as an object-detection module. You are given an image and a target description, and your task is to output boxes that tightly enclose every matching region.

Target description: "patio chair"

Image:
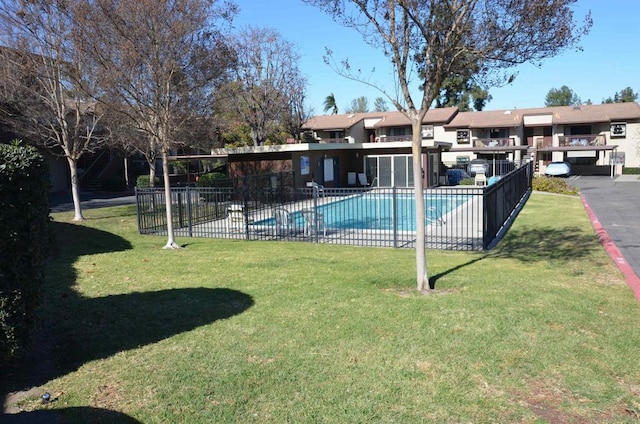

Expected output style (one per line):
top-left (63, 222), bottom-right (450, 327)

top-left (348, 172), bottom-right (357, 186)
top-left (302, 208), bottom-right (326, 237)
top-left (475, 171), bottom-right (487, 186)
top-left (227, 204), bottom-right (253, 231)
top-left (357, 172), bottom-right (369, 186)
top-left (273, 207), bottom-right (295, 236)
top-left (311, 181), bottom-right (325, 197)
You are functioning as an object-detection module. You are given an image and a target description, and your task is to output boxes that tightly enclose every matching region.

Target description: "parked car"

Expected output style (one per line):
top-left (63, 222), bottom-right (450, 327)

top-left (467, 159), bottom-right (490, 176)
top-left (544, 161), bottom-right (571, 177)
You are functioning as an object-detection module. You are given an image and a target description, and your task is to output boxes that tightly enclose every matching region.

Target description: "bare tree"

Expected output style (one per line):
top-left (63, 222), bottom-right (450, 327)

top-left (283, 89), bottom-right (313, 143)
top-left (0, 0), bottom-right (108, 222)
top-left (226, 27), bottom-right (306, 146)
top-left (305, 0), bottom-right (591, 292)
top-left (74, 0), bottom-right (236, 249)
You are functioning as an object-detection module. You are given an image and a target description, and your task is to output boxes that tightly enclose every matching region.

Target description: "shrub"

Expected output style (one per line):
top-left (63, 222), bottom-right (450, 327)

top-left (136, 175), bottom-right (161, 188)
top-left (622, 167), bottom-right (640, 175)
top-left (0, 142), bottom-right (51, 363)
top-left (532, 175), bottom-right (579, 196)
top-left (196, 172), bottom-right (232, 188)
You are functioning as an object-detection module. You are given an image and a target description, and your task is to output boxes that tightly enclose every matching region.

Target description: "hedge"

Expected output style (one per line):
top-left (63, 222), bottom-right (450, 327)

top-left (136, 174), bottom-right (161, 188)
top-left (0, 143), bottom-right (52, 364)
top-left (196, 172), bottom-right (232, 188)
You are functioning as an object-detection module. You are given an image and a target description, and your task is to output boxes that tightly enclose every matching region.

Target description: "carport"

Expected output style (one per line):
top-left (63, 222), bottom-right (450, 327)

top-left (536, 144), bottom-right (619, 177)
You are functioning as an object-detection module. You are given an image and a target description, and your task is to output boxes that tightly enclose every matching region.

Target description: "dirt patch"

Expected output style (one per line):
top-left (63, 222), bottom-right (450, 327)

top-left (517, 379), bottom-right (632, 423)
top-left (521, 381), bottom-right (590, 423)
top-left (383, 287), bottom-right (459, 297)
top-left (91, 383), bottom-right (123, 411)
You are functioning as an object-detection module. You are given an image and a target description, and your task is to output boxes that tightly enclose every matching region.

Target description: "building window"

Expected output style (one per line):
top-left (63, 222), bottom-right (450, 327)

top-left (389, 127), bottom-right (409, 137)
top-left (489, 128), bottom-right (508, 138)
top-left (456, 130), bottom-right (470, 144)
top-left (421, 125), bottom-right (434, 139)
top-left (569, 125), bottom-right (591, 135)
top-left (610, 123), bottom-right (626, 138)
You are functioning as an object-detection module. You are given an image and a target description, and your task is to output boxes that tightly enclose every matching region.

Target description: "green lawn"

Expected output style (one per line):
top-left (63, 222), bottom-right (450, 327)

top-left (12, 192), bottom-right (640, 422)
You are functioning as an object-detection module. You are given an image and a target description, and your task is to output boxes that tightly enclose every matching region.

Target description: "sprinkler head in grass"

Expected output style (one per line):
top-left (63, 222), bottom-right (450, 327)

top-left (42, 392), bottom-right (51, 404)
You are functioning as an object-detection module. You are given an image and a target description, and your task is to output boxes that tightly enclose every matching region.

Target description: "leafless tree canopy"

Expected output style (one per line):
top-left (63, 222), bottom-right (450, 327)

top-left (74, 0), bottom-right (236, 151)
top-left (225, 27), bottom-right (307, 146)
top-left (0, 0), bottom-right (109, 221)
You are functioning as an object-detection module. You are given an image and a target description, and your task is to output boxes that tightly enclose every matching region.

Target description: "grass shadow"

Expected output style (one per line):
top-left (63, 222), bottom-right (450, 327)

top-left (3, 406), bottom-right (143, 423)
top-left (429, 225), bottom-right (599, 289)
top-left (55, 287), bottom-right (253, 369)
top-left (429, 256), bottom-right (486, 289)
top-left (1, 220), bottom-right (253, 421)
top-left (490, 226), bottom-right (600, 262)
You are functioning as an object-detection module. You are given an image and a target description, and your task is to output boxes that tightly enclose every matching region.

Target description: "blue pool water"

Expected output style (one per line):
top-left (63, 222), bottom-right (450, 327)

top-left (266, 193), bottom-right (469, 232)
top-left (313, 193), bottom-right (467, 231)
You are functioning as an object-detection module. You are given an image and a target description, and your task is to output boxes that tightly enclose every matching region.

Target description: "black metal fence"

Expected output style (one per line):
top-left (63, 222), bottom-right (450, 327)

top-left (136, 163), bottom-right (532, 250)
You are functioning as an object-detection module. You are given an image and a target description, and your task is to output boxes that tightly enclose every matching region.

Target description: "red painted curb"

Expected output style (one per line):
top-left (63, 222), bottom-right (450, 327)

top-left (581, 195), bottom-right (640, 302)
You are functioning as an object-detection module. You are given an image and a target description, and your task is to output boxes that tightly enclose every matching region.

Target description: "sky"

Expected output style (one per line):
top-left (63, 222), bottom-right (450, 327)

top-left (232, 0), bottom-right (640, 114)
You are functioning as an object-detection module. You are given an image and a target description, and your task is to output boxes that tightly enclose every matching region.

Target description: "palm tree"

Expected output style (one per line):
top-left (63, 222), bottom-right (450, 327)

top-left (323, 93), bottom-right (338, 114)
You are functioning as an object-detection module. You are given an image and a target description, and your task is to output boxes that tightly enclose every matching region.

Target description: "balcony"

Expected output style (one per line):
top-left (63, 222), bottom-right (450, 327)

top-left (558, 134), bottom-right (606, 147)
top-left (473, 138), bottom-right (513, 148)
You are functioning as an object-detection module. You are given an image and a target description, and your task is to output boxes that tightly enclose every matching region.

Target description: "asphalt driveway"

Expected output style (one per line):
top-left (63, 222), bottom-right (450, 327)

top-left (569, 175), bottom-right (640, 281)
top-left (50, 191), bottom-right (136, 213)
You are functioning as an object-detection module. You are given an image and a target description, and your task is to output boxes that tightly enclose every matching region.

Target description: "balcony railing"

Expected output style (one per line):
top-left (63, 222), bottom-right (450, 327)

top-left (528, 136), bottom-right (553, 148)
top-left (378, 135), bottom-right (412, 142)
top-left (473, 138), bottom-right (513, 148)
top-left (318, 138), bottom-right (344, 144)
top-left (558, 134), bottom-right (606, 147)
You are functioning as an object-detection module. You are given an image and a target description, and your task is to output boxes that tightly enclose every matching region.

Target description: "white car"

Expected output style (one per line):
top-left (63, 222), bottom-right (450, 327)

top-left (544, 162), bottom-right (571, 177)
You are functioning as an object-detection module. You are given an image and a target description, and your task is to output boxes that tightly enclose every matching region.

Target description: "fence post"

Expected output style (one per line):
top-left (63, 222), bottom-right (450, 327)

top-left (392, 186), bottom-right (398, 248)
top-left (242, 177), bottom-right (250, 240)
top-left (186, 186), bottom-right (193, 237)
top-left (313, 184), bottom-right (319, 243)
top-left (135, 187), bottom-right (142, 233)
top-left (177, 190), bottom-right (184, 229)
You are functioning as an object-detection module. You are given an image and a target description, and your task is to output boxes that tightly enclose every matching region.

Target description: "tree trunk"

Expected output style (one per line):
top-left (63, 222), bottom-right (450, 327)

top-left (149, 160), bottom-right (157, 187)
top-left (411, 119), bottom-right (430, 292)
top-left (123, 156), bottom-right (129, 189)
top-left (67, 157), bottom-right (85, 222)
top-left (161, 150), bottom-right (180, 249)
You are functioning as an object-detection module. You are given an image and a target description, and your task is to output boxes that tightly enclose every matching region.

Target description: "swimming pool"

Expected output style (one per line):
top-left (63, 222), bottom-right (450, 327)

top-left (313, 193), bottom-right (467, 230)
top-left (265, 192), bottom-right (469, 232)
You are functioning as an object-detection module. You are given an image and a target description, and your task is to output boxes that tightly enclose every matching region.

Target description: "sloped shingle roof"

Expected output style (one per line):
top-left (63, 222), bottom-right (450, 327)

top-left (445, 109), bottom-right (523, 129)
top-left (373, 107), bottom-right (458, 128)
top-left (303, 102), bottom-right (640, 131)
top-left (447, 102), bottom-right (640, 128)
top-left (548, 102), bottom-right (640, 124)
top-left (302, 107), bottom-right (458, 130)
